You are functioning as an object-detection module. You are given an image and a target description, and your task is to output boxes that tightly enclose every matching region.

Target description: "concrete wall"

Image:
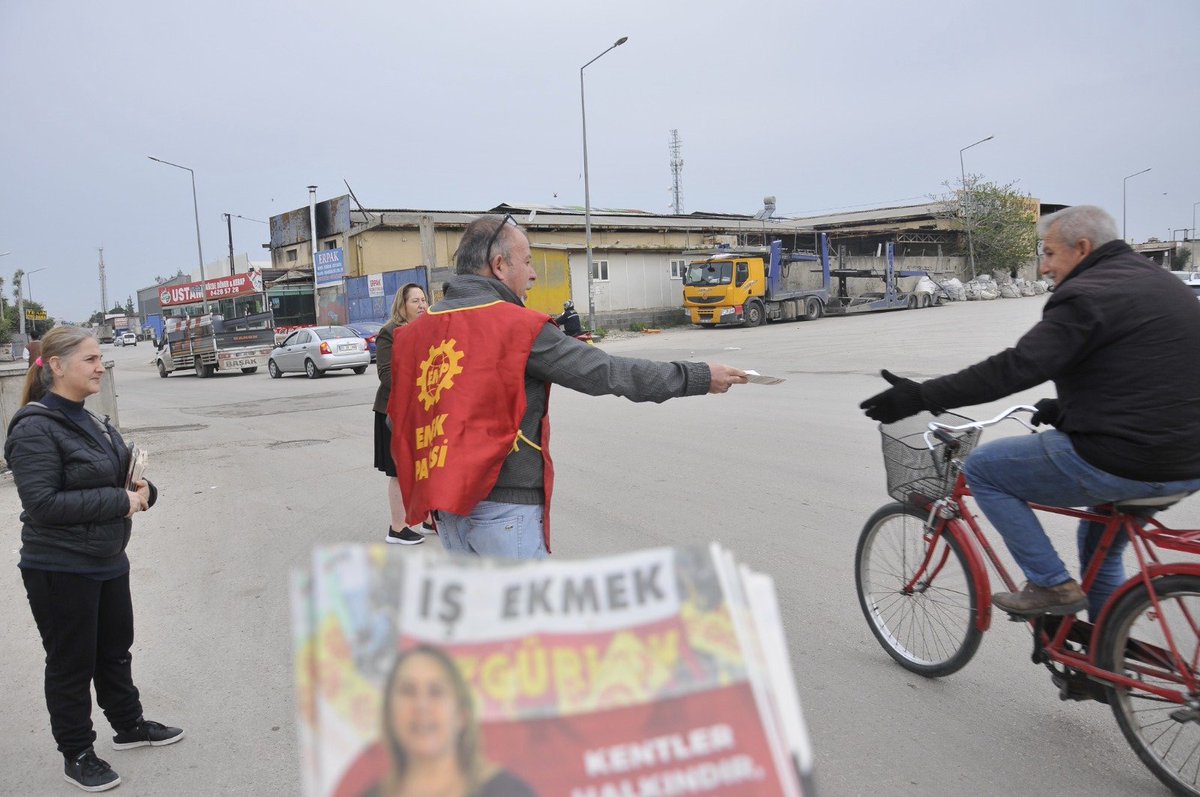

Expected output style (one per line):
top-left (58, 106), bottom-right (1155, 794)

top-left (0, 360), bottom-right (121, 462)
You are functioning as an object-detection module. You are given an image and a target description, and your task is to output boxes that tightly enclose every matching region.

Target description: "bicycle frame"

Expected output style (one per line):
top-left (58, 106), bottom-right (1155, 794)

top-left (915, 473), bottom-right (1200, 701)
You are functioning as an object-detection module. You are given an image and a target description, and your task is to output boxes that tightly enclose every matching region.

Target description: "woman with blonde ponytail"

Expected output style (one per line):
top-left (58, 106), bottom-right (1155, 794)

top-left (5, 326), bottom-right (183, 792)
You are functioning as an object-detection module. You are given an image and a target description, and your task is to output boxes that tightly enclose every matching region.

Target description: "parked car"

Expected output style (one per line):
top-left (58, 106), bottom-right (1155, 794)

top-left (267, 325), bottom-right (370, 379)
top-left (345, 321), bottom-right (383, 362)
top-left (114, 332), bottom-right (138, 347)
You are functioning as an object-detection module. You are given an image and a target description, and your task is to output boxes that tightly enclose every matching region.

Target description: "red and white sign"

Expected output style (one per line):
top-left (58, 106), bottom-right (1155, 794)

top-left (367, 273), bottom-right (384, 298)
top-left (160, 274), bottom-right (259, 307)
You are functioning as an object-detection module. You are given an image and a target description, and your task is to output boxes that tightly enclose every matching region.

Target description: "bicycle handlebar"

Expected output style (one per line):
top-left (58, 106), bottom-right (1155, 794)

top-left (921, 405), bottom-right (1039, 451)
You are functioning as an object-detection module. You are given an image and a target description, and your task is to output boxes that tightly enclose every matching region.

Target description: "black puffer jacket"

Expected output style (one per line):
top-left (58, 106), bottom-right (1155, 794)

top-left (5, 402), bottom-right (156, 572)
top-left (920, 240), bottom-right (1200, 480)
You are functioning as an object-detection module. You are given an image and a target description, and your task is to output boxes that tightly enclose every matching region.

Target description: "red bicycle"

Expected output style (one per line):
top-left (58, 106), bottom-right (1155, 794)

top-left (855, 407), bottom-right (1200, 796)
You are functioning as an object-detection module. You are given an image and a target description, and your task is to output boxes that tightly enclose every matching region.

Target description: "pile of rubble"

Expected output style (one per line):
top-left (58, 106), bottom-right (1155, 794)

top-left (938, 276), bottom-right (1050, 302)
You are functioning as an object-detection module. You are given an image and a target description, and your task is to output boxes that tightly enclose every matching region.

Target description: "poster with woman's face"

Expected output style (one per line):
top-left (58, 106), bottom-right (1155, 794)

top-left (302, 546), bottom-right (807, 797)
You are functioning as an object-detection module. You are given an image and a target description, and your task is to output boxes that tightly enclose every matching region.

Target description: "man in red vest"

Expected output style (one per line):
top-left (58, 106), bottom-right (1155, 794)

top-left (390, 214), bottom-right (748, 559)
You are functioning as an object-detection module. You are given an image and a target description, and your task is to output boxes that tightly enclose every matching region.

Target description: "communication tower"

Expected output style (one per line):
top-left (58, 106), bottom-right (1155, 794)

top-left (669, 129), bottom-right (684, 215)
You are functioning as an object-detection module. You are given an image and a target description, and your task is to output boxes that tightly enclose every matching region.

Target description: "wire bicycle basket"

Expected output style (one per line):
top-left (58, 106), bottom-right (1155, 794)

top-left (879, 411), bottom-right (982, 503)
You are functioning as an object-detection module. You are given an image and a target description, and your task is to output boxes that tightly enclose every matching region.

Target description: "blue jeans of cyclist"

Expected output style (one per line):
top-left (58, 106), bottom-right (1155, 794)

top-left (436, 501), bottom-right (548, 560)
top-left (962, 430), bottom-right (1200, 620)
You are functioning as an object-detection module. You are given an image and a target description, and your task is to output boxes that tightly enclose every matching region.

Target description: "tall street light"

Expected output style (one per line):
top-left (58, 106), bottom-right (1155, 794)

top-left (17, 266), bottom-right (46, 336)
top-left (149, 156), bottom-right (210, 314)
top-left (959, 135), bottom-right (994, 280)
top-left (581, 35), bottom-right (628, 333)
top-left (1122, 167), bottom-right (1151, 242)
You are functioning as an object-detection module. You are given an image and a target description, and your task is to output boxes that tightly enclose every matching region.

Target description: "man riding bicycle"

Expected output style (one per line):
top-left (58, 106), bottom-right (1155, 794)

top-left (861, 205), bottom-right (1200, 618)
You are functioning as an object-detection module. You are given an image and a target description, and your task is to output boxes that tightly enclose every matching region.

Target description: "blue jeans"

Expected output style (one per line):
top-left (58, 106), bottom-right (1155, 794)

top-left (962, 431), bottom-right (1200, 620)
top-left (436, 501), bottom-right (547, 560)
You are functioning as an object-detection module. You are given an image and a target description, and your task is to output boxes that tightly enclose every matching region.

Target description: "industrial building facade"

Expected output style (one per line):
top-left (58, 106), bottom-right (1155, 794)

top-left (264, 195), bottom-right (1018, 329)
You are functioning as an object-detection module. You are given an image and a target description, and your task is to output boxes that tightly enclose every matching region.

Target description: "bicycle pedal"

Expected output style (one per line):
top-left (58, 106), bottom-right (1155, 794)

top-left (1051, 671), bottom-right (1109, 704)
top-left (1170, 707), bottom-right (1200, 723)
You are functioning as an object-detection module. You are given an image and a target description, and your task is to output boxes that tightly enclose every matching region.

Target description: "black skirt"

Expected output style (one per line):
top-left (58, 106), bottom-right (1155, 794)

top-left (373, 412), bottom-right (396, 477)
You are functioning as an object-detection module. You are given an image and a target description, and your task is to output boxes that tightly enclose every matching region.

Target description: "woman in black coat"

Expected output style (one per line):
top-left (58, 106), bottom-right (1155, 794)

top-left (5, 326), bottom-right (183, 793)
top-left (374, 283), bottom-right (429, 545)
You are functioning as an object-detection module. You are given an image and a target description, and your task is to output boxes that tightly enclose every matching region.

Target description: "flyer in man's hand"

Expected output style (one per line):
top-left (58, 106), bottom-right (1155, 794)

top-left (745, 370), bottom-right (786, 385)
top-left (125, 443), bottom-right (147, 489)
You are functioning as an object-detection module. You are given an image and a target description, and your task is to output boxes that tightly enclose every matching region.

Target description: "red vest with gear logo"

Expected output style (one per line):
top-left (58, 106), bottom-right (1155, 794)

top-left (388, 300), bottom-right (555, 550)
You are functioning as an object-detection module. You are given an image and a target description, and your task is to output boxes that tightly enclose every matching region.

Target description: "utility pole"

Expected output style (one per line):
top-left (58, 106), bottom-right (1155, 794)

top-left (308, 186), bottom-right (320, 324)
top-left (225, 213), bottom-right (236, 275)
top-left (98, 247), bottom-right (108, 317)
top-left (14, 269), bottom-right (23, 336)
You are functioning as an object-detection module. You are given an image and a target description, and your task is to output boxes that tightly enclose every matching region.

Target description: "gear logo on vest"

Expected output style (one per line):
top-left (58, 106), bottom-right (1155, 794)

top-left (417, 339), bottom-right (465, 410)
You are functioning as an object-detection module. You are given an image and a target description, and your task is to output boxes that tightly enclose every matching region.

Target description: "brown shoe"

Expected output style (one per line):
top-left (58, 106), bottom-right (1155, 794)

top-left (992, 580), bottom-right (1088, 617)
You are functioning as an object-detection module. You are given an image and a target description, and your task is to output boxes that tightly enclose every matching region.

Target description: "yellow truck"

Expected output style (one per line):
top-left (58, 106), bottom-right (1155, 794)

top-left (682, 236), bottom-right (943, 327)
top-left (682, 236), bottom-right (832, 327)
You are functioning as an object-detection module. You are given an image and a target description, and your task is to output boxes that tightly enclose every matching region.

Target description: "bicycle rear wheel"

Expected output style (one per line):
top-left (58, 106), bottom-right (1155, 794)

top-left (1098, 575), bottom-right (1200, 797)
top-left (856, 503), bottom-right (982, 677)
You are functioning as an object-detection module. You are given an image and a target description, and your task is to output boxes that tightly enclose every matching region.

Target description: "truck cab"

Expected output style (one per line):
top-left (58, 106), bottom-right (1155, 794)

top-left (682, 255), bottom-right (766, 326)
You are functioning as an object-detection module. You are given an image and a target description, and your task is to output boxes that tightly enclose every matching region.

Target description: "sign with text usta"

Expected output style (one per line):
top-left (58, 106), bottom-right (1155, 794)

top-left (159, 274), bottom-right (260, 307)
top-left (315, 248), bottom-right (345, 286)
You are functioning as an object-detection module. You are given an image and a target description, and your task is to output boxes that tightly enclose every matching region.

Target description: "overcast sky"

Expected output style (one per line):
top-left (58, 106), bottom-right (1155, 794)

top-left (2, 0), bottom-right (1197, 323)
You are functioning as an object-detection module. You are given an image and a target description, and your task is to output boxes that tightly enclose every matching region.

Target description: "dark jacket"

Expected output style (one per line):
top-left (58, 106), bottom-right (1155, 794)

top-left (5, 401), bottom-right (157, 572)
top-left (921, 240), bottom-right (1200, 480)
top-left (373, 319), bottom-right (400, 415)
top-left (428, 275), bottom-right (710, 505)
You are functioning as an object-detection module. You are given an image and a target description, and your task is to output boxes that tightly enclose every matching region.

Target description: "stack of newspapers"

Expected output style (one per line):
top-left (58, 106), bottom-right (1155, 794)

top-left (291, 544), bottom-right (814, 797)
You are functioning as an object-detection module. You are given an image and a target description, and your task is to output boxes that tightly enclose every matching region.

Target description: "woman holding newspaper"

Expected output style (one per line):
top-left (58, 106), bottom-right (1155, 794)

top-left (367, 645), bottom-right (535, 797)
top-left (5, 327), bottom-right (182, 793)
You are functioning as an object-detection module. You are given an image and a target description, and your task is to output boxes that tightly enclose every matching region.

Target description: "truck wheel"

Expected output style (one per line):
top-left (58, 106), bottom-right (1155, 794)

top-left (907, 295), bottom-right (919, 310)
top-left (353, 366), bottom-right (367, 375)
top-left (157, 361), bottom-right (169, 378)
top-left (803, 297), bottom-right (823, 321)
top-left (919, 293), bottom-right (931, 308)
top-left (744, 300), bottom-right (765, 327)
top-left (305, 359), bottom-right (322, 379)
top-left (268, 360), bottom-right (281, 379)
top-left (241, 367), bottom-right (258, 374)
top-left (194, 357), bottom-right (208, 378)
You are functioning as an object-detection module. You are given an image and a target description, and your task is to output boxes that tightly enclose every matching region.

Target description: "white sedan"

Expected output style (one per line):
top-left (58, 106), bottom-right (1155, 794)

top-left (267, 326), bottom-right (370, 379)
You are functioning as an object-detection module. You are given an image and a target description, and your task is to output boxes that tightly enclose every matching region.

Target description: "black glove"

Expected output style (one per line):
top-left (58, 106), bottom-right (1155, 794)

top-left (1031, 398), bottom-right (1061, 427)
top-left (860, 369), bottom-right (927, 424)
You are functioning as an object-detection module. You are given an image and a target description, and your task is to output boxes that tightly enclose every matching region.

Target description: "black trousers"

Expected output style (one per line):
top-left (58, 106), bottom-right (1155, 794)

top-left (22, 569), bottom-right (143, 758)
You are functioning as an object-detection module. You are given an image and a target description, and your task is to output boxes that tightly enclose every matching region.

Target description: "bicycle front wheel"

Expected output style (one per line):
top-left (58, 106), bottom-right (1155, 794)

top-left (1098, 574), bottom-right (1200, 797)
top-left (855, 502), bottom-right (982, 677)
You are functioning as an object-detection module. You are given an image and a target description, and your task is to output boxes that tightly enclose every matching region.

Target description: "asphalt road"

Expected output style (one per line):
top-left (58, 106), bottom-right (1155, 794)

top-left (2, 301), bottom-right (1196, 796)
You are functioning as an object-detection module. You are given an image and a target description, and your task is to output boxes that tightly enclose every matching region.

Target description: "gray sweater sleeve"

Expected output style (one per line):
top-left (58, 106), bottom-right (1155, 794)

top-left (525, 325), bottom-right (710, 402)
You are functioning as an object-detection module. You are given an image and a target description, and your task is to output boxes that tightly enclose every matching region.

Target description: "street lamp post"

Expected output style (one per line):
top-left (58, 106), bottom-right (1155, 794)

top-left (580, 35), bottom-right (628, 333)
top-left (149, 156), bottom-right (210, 314)
top-left (959, 135), bottom-right (994, 281)
top-left (1122, 167), bottom-right (1152, 243)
